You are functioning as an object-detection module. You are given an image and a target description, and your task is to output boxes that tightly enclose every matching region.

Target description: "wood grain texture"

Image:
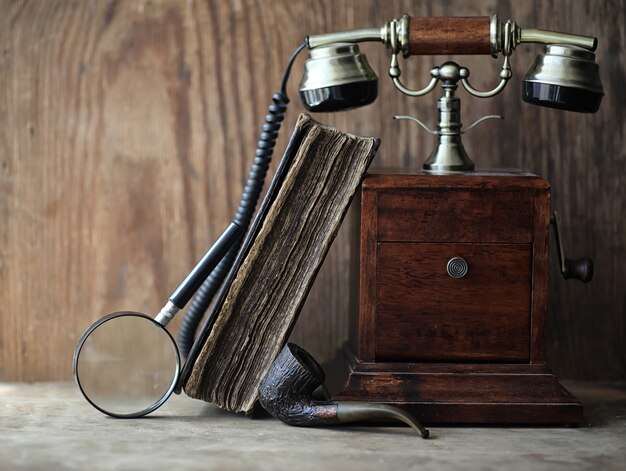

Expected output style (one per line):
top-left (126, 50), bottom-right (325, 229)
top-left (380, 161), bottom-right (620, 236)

top-left (531, 184), bottom-right (551, 363)
top-left (359, 171), bottom-right (548, 367)
top-left (409, 16), bottom-right (492, 55)
top-left (375, 242), bottom-right (532, 362)
top-left (357, 189), bottom-right (377, 361)
top-left (326, 344), bottom-right (583, 424)
top-left (376, 189), bottom-right (535, 243)
top-left (0, 0), bottom-right (624, 381)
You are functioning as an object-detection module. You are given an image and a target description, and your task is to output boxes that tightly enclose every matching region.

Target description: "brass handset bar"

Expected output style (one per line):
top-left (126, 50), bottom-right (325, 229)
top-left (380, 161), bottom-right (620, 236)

top-left (306, 14), bottom-right (598, 55)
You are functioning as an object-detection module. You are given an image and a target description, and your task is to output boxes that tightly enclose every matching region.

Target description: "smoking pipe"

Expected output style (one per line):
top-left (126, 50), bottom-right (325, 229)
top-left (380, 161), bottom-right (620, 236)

top-left (258, 343), bottom-right (429, 438)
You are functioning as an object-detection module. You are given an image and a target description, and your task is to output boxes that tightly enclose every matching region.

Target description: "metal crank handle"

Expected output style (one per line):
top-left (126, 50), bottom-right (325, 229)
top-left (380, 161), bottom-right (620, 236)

top-left (550, 212), bottom-right (593, 283)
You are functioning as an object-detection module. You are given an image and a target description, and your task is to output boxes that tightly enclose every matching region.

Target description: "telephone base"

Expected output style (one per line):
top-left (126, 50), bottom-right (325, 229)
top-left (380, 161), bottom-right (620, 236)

top-left (326, 343), bottom-right (583, 425)
top-left (334, 171), bottom-right (583, 425)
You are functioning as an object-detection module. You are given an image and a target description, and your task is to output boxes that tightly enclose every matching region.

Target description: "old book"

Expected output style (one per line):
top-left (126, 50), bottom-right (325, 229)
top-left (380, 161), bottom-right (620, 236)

top-left (183, 114), bottom-right (380, 413)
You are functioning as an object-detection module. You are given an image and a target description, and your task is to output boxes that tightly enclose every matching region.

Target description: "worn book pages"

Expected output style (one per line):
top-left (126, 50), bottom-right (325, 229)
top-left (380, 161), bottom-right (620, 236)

top-left (184, 114), bottom-right (380, 413)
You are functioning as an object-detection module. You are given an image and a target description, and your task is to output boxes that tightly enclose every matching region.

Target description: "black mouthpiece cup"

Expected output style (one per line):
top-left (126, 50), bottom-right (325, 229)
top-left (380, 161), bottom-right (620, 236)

top-left (300, 80), bottom-right (377, 112)
top-left (522, 81), bottom-right (603, 113)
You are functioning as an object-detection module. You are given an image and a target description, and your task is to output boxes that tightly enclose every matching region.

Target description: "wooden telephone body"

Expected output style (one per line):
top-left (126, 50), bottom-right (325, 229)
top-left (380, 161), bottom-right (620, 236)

top-left (327, 170), bottom-right (583, 424)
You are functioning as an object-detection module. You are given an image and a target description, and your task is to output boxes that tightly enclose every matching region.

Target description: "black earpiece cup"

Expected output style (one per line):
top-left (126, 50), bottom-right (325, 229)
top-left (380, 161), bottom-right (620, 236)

top-left (522, 81), bottom-right (603, 113)
top-left (300, 80), bottom-right (378, 112)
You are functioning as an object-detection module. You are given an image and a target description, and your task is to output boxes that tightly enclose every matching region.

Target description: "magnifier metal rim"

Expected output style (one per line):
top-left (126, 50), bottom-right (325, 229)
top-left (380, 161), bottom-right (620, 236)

top-left (73, 311), bottom-right (181, 419)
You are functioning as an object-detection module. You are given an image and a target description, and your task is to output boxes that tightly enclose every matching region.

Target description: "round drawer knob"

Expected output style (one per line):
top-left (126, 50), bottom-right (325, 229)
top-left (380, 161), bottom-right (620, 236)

top-left (447, 257), bottom-right (468, 279)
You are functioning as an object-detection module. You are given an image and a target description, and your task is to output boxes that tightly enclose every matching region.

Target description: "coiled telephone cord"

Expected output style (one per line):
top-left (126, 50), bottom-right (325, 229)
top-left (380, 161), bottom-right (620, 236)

top-left (178, 42), bottom-right (306, 358)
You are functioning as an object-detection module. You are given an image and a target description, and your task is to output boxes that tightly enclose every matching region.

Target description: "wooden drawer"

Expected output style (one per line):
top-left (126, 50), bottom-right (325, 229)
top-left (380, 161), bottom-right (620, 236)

top-left (376, 189), bottom-right (534, 243)
top-left (374, 242), bottom-right (532, 362)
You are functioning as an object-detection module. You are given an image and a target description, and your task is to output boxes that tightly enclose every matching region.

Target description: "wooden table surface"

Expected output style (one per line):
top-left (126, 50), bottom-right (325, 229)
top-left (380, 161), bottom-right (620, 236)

top-left (1, 381), bottom-right (624, 471)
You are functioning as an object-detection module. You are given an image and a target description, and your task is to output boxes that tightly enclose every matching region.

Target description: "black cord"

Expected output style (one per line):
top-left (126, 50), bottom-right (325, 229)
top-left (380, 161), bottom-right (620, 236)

top-left (281, 41), bottom-right (307, 97)
top-left (178, 41), bottom-right (307, 358)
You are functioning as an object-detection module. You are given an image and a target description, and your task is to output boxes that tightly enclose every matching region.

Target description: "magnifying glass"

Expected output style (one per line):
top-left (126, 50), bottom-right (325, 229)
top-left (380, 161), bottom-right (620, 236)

top-left (73, 222), bottom-right (242, 418)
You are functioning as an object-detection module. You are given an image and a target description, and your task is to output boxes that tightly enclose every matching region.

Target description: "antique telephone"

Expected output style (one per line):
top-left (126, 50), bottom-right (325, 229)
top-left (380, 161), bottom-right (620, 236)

top-left (299, 14), bottom-right (602, 170)
top-left (74, 14), bottom-right (602, 423)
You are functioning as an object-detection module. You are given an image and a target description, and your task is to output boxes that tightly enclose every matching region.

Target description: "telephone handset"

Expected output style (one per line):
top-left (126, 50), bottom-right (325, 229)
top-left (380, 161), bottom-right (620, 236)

top-left (300, 14), bottom-right (602, 113)
top-left (299, 15), bottom-right (603, 171)
top-left (74, 13), bottom-right (603, 419)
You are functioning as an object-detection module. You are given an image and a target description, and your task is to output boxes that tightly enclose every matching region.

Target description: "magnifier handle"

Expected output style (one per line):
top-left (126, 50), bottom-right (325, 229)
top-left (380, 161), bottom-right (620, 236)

top-left (169, 221), bottom-right (242, 309)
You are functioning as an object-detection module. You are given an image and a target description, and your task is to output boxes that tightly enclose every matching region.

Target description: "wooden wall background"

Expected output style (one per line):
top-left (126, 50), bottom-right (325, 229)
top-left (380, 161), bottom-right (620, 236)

top-left (0, 0), bottom-right (624, 382)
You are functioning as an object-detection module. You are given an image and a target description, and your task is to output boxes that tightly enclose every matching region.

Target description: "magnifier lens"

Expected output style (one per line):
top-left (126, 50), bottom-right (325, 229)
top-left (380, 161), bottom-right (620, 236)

top-left (74, 312), bottom-right (180, 417)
